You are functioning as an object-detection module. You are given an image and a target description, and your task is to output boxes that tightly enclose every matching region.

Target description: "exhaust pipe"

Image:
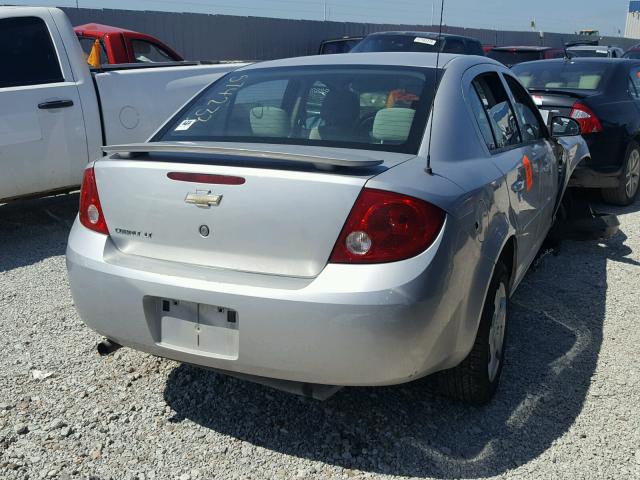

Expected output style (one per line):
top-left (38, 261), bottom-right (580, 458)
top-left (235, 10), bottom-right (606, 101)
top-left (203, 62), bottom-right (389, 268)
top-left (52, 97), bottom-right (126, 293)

top-left (97, 339), bottom-right (122, 356)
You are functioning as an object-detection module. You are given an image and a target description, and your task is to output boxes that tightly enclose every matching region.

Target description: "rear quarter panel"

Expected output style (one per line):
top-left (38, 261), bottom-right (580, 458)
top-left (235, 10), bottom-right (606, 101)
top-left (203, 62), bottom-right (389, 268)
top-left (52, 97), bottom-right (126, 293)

top-left (425, 61), bottom-right (517, 273)
top-left (366, 58), bottom-right (519, 366)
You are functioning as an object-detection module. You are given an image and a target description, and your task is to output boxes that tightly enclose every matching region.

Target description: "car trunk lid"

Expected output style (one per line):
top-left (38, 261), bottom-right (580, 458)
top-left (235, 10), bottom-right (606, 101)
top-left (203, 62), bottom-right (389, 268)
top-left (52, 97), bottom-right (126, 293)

top-left (95, 142), bottom-right (414, 278)
top-left (529, 89), bottom-right (597, 118)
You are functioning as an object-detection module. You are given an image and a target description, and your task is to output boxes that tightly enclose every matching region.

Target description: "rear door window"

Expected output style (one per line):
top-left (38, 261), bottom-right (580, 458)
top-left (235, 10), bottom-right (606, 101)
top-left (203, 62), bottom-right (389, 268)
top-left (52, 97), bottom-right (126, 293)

top-left (504, 74), bottom-right (546, 142)
top-left (0, 17), bottom-right (63, 88)
top-left (468, 84), bottom-right (497, 150)
top-left (471, 73), bottom-right (521, 150)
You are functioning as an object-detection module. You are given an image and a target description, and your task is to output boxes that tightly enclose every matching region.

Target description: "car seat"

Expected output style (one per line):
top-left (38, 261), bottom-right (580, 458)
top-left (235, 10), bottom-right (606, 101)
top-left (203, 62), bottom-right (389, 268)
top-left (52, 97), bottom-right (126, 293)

top-left (371, 108), bottom-right (416, 143)
top-left (309, 90), bottom-right (360, 141)
top-left (250, 106), bottom-right (290, 137)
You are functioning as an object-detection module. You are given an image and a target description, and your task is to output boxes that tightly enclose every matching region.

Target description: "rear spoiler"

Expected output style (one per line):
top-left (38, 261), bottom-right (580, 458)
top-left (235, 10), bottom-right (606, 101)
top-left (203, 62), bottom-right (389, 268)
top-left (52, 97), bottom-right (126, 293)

top-left (102, 143), bottom-right (384, 168)
top-left (527, 88), bottom-right (592, 99)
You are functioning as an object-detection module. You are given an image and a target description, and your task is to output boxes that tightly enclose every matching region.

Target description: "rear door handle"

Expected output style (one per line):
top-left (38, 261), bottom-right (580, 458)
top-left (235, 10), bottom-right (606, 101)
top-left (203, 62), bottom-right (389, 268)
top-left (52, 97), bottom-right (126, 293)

top-left (38, 100), bottom-right (74, 110)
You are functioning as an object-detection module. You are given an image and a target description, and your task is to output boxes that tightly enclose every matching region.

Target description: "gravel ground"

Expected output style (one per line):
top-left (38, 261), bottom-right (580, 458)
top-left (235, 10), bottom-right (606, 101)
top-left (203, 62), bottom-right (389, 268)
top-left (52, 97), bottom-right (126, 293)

top-left (0, 193), bottom-right (638, 480)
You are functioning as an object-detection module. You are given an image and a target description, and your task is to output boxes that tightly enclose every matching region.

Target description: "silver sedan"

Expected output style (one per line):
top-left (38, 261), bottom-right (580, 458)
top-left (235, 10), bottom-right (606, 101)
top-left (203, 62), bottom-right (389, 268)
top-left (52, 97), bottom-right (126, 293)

top-left (66, 53), bottom-right (587, 405)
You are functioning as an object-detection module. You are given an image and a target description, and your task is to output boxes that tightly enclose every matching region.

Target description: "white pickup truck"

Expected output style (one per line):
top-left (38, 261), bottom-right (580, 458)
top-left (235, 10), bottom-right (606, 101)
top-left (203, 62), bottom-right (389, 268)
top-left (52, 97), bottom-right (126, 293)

top-left (0, 7), bottom-right (244, 203)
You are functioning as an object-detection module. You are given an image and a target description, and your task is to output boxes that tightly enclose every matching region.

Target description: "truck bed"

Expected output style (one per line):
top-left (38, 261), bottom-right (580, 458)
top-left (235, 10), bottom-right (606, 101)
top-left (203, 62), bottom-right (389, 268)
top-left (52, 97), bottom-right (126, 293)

top-left (92, 62), bottom-right (247, 147)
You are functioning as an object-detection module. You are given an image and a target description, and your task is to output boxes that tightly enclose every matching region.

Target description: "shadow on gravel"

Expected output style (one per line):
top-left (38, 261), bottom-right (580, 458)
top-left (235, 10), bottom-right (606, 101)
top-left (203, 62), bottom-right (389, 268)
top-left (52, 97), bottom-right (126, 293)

top-left (163, 218), bottom-right (637, 478)
top-left (0, 194), bottom-right (78, 272)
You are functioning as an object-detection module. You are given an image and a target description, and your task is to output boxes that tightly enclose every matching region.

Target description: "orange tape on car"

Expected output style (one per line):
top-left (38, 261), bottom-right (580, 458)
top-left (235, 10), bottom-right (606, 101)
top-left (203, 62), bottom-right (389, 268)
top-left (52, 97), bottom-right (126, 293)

top-left (523, 155), bottom-right (533, 192)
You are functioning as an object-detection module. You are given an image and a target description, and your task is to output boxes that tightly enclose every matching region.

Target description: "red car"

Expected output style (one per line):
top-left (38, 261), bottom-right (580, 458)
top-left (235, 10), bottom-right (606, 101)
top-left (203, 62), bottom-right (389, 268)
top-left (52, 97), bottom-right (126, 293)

top-left (488, 46), bottom-right (566, 67)
top-left (482, 44), bottom-right (495, 55)
top-left (74, 23), bottom-right (183, 66)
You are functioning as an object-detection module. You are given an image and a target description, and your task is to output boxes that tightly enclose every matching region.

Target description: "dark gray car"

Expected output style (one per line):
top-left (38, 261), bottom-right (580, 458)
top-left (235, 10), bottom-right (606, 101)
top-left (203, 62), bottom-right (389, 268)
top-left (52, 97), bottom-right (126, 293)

top-left (351, 31), bottom-right (485, 56)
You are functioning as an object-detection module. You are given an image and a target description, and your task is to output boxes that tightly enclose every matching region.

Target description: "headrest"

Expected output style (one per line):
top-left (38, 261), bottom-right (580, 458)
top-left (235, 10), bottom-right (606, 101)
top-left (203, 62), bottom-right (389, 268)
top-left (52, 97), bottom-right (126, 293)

top-left (321, 90), bottom-right (360, 126)
top-left (250, 106), bottom-right (289, 137)
top-left (372, 108), bottom-right (416, 143)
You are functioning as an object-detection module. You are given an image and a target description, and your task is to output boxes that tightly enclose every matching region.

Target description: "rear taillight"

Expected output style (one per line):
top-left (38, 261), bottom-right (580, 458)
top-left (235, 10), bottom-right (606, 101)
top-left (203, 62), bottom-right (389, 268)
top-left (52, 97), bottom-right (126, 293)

top-left (79, 167), bottom-right (109, 235)
top-left (329, 188), bottom-right (445, 264)
top-left (570, 102), bottom-right (603, 134)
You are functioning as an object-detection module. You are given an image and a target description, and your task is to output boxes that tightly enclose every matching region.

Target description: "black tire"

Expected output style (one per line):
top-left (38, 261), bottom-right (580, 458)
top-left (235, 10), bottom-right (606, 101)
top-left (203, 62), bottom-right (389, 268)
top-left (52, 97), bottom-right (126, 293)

top-left (601, 142), bottom-right (640, 206)
top-left (436, 262), bottom-right (510, 406)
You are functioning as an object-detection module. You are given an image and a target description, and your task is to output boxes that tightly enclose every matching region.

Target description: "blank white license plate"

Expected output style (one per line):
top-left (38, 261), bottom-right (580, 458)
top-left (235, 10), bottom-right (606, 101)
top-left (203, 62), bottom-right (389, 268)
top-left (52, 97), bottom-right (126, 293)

top-left (156, 299), bottom-right (239, 360)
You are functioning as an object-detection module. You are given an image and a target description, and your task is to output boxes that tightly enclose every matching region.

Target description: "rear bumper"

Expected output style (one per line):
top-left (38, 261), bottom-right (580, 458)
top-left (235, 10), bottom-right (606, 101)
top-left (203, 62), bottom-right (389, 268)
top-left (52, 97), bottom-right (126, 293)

top-left (569, 164), bottom-right (622, 189)
top-left (66, 217), bottom-right (487, 387)
top-left (569, 132), bottom-right (626, 189)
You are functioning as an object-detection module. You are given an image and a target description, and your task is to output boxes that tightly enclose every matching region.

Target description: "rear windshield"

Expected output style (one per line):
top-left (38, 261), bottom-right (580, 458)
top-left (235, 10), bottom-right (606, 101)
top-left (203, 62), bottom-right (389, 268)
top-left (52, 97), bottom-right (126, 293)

top-left (487, 50), bottom-right (543, 66)
top-left (320, 39), bottom-right (361, 55)
top-left (351, 35), bottom-right (440, 53)
top-left (567, 48), bottom-right (609, 58)
top-left (351, 35), bottom-right (476, 55)
top-left (157, 65), bottom-right (436, 154)
top-left (624, 50), bottom-right (640, 59)
top-left (511, 61), bottom-right (609, 91)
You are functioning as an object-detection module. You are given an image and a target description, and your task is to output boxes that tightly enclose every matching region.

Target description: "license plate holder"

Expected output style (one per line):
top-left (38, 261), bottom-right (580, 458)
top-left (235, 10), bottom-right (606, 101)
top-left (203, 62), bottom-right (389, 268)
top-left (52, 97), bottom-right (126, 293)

top-left (156, 298), bottom-right (239, 359)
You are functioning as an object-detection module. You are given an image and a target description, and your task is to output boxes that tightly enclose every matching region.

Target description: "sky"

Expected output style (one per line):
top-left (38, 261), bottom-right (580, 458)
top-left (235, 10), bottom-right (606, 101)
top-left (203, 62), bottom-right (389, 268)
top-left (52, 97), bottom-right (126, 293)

top-left (4, 0), bottom-right (633, 36)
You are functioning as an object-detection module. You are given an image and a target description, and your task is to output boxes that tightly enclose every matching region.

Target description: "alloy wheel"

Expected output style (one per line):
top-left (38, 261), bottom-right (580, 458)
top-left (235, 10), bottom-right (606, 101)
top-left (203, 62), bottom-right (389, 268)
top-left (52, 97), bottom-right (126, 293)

top-left (626, 149), bottom-right (640, 199)
top-left (488, 282), bottom-right (507, 382)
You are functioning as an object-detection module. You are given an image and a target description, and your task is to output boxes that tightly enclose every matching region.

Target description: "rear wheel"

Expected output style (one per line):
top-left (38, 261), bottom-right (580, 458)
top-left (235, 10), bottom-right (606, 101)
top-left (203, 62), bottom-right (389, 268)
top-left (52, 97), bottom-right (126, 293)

top-left (437, 262), bottom-right (510, 406)
top-left (602, 142), bottom-right (640, 206)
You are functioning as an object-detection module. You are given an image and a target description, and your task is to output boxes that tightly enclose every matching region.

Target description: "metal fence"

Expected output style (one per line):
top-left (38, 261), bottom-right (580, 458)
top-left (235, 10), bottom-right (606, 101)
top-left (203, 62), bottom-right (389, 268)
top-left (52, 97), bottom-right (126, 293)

top-left (61, 7), bottom-right (639, 61)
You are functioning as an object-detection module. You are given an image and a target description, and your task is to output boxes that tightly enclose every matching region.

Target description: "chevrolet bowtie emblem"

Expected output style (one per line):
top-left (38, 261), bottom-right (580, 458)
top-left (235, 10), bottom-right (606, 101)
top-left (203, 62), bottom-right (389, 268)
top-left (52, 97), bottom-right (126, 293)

top-left (185, 191), bottom-right (223, 208)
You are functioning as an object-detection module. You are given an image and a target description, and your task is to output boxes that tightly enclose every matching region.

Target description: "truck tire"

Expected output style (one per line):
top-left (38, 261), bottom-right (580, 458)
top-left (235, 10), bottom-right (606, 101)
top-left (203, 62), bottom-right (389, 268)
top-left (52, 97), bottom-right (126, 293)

top-left (602, 142), bottom-right (640, 206)
top-left (437, 262), bottom-right (510, 406)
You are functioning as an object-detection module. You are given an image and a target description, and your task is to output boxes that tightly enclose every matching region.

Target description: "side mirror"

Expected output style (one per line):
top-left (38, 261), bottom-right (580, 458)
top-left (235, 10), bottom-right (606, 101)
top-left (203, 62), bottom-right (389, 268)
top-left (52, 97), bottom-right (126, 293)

top-left (550, 116), bottom-right (581, 137)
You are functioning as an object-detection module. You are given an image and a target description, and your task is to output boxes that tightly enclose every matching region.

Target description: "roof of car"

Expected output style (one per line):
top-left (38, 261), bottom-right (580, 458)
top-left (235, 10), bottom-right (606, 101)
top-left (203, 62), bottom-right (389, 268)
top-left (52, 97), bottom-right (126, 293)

top-left (73, 23), bottom-right (136, 35)
top-left (237, 51), bottom-right (498, 72)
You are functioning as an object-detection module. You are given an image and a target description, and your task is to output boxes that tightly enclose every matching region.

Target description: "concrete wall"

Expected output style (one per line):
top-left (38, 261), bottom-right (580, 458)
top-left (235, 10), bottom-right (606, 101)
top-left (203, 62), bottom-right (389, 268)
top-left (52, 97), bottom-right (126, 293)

top-left (61, 7), bottom-right (639, 61)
